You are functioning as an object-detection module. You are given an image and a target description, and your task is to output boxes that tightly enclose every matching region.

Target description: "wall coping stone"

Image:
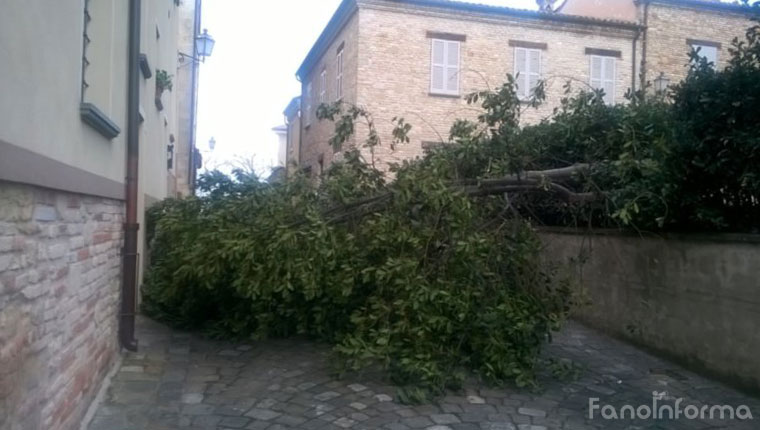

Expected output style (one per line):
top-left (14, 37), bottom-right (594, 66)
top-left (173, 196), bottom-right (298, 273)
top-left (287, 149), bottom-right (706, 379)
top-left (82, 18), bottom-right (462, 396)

top-left (537, 226), bottom-right (760, 244)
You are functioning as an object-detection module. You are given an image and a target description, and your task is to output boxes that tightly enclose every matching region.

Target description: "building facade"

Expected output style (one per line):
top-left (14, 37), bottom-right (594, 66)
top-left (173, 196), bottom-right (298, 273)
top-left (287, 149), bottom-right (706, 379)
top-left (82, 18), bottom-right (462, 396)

top-left (290, 0), bottom-right (755, 174)
top-left (0, 1), bottom-right (199, 429)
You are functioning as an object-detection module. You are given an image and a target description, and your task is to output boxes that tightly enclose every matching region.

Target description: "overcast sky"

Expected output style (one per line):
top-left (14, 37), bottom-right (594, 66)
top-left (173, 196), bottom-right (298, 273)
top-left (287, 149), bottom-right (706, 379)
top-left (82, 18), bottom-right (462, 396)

top-left (195, 0), bottom-right (539, 176)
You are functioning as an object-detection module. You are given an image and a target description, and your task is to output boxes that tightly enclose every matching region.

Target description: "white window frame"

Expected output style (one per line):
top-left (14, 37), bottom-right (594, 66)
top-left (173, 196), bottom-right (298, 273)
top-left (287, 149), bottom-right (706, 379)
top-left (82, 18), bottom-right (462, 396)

top-left (336, 48), bottom-right (344, 101)
top-left (429, 38), bottom-right (461, 96)
top-left (690, 43), bottom-right (719, 68)
top-left (513, 47), bottom-right (542, 100)
top-left (305, 82), bottom-right (312, 127)
top-left (319, 68), bottom-right (327, 105)
top-left (588, 55), bottom-right (616, 105)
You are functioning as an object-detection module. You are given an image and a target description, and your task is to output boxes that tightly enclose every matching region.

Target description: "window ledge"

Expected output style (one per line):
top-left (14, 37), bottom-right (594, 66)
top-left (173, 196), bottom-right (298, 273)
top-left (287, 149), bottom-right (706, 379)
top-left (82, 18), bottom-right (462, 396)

top-left (429, 92), bottom-right (460, 99)
top-left (80, 103), bottom-right (121, 140)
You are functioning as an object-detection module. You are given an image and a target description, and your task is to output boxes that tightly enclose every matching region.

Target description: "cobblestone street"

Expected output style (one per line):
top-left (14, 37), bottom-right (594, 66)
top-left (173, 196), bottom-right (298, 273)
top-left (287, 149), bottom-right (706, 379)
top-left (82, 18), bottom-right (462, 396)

top-left (88, 317), bottom-right (759, 430)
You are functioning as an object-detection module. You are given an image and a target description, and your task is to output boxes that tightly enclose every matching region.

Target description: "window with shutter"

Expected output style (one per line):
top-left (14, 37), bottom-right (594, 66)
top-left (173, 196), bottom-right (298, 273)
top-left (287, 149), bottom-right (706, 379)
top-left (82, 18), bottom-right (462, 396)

top-left (430, 39), bottom-right (460, 96)
top-left (305, 82), bottom-right (312, 126)
top-left (320, 69), bottom-right (327, 105)
top-left (336, 48), bottom-right (344, 101)
top-left (589, 55), bottom-right (616, 105)
top-left (514, 47), bottom-right (541, 100)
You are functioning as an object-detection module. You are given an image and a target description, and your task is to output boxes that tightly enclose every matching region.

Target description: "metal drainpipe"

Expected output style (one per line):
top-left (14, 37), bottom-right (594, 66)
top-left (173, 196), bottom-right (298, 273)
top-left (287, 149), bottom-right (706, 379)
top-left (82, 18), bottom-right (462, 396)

top-left (632, 27), bottom-right (641, 94)
top-left (188, 0), bottom-right (202, 193)
top-left (121, 0), bottom-right (141, 352)
top-left (640, 1), bottom-right (650, 94)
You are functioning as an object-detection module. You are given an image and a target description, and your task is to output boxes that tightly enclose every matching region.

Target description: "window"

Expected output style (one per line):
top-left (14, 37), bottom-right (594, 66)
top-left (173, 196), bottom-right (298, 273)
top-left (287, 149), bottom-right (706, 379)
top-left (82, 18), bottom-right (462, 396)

top-left (690, 43), bottom-right (718, 67)
top-left (514, 47), bottom-right (541, 100)
top-left (320, 68), bottom-right (327, 105)
top-left (589, 55), bottom-right (616, 105)
top-left (336, 48), bottom-right (344, 101)
top-left (305, 82), bottom-right (312, 126)
top-left (430, 39), bottom-right (460, 95)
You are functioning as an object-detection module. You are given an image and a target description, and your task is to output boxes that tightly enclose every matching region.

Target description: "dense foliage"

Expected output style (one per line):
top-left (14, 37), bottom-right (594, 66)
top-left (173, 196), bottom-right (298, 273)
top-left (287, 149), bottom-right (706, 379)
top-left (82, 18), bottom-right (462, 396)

top-left (144, 148), bottom-right (575, 399)
top-left (144, 19), bottom-right (760, 401)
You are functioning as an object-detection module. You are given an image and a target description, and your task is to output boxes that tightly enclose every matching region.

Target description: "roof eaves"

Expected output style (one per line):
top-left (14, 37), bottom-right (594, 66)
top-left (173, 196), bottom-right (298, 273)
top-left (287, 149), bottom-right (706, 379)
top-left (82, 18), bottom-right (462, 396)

top-left (644, 0), bottom-right (759, 14)
top-left (296, 0), bottom-right (358, 81)
top-left (283, 96), bottom-right (301, 117)
top-left (398, 0), bottom-right (641, 29)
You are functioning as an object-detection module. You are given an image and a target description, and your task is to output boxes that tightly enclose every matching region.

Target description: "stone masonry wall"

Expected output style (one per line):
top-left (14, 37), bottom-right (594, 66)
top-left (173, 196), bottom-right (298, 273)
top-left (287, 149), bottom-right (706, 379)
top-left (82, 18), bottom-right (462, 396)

top-left (645, 3), bottom-right (752, 84)
top-left (541, 230), bottom-right (760, 392)
top-left (300, 11), bottom-right (361, 175)
top-left (0, 181), bottom-right (123, 430)
top-left (356, 3), bottom-right (637, 169)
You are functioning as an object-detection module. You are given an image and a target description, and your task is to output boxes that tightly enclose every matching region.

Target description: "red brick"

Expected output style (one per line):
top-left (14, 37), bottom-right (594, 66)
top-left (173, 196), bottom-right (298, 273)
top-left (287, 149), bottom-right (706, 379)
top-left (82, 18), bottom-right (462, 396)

top-left (77, 248), bottom-right (90, 261)
top-left (93, 233), bottom-right (111, 245)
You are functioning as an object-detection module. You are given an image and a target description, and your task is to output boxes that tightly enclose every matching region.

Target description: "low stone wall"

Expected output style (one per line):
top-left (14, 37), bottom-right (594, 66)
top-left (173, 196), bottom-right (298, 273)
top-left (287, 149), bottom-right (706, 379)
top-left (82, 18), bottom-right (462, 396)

top-left (0, 182), bottom-right (124, 430)
top-left (540, 228), bottom-right (760, 392)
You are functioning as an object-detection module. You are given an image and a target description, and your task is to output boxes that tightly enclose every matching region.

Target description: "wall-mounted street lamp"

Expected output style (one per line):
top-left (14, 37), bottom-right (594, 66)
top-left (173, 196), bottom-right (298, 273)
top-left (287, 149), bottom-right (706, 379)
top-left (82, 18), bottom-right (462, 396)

top-left (178, 29), bottom-right (216, 64)
top-left (654, 72), bottom-right (670, 95)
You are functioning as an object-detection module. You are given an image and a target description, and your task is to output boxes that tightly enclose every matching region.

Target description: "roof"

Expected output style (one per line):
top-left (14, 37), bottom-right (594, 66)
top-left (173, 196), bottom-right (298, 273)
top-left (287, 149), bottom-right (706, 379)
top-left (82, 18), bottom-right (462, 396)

top-left (283, 96), bottom-right (301, 119)
top-left (644, 0), bottom-right (759, 14)
top-left (296, 0), bottom-right (642, 80)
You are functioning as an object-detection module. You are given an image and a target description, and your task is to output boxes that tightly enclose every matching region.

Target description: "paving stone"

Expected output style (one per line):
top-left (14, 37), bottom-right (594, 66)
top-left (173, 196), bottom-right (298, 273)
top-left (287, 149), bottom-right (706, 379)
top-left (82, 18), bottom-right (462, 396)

top-left (466, 396), bottom-right (486, 404)
top-left (431, 414), bottom-right (460, 425)
top-left (334, 417), bottom-right (356, 428)
top-left (276, 414), bottom-right (307, 426)
top-left (88, 316), bottom-right (760, 430)
top-left (348, 383), bottom-right (368, 392)
top-left (315, 391), bottom-right (341, 401)
top-left (181, 393), bottom-right (204, 404)
top-left (517, 408), bottom-right (546, 418)
top-left (385, 424), bottom-right (411, 430)
top-left (256, 398), bottom-right (277, 408)
top-left (480, 424), bottom-right (515, 430)
top-left (402, 416), bottom-right (434, 428)
top-left (219, 416), bottom-right (251, 428)
top-left (244, 408), bottom-right (281, 421)
top-left (192, 414), bottom-right (223, 426)
top-left (350, 402), bottom-right (367, 410)
top-left (182, 403), bottom-right (215, 415)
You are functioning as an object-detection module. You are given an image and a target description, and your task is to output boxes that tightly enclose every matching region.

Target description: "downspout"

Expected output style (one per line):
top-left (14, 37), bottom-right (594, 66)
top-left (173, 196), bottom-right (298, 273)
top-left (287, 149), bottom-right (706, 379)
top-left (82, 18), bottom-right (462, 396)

top-left (640, 0), bottom-right (650, 94)
top-left (632, 27), bottom-right (640, 94)
top-left (121, 0), bottom-right (141, 352)
top-left (188, 0), bottom-right (202, 193)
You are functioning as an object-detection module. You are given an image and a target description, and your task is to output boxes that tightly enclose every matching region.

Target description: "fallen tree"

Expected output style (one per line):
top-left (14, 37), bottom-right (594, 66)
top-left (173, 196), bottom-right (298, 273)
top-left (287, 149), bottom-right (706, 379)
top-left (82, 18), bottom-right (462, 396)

top-left (143, 24), bottom-right (760, 401)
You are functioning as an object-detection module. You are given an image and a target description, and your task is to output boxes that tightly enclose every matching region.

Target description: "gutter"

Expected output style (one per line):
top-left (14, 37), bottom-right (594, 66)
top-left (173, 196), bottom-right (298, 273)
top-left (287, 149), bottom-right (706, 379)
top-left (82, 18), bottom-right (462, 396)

top-left (121, 0), bottom-right (141, 352)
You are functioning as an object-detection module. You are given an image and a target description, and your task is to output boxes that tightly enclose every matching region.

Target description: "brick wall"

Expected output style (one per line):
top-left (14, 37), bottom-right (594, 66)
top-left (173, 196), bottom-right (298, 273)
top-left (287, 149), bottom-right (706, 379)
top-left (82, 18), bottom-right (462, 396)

top-left (0, 182), bottom-right (123, 430)
top-left (356, 4), bottom-right (637, 168)
top-left (299, 2), bottom-right (637, 172)
top-left (300, 11), bottom-right (361, 175)
top-left (644, 3), bottom-right (752, 86)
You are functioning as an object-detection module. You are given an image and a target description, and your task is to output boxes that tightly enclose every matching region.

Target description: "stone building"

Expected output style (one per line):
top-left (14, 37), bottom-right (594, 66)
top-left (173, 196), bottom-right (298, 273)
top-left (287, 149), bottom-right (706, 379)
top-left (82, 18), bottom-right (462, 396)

top-left (0, 1), bottom-right (202, 429)
top-left (289, 0), bottom-right (755, 173)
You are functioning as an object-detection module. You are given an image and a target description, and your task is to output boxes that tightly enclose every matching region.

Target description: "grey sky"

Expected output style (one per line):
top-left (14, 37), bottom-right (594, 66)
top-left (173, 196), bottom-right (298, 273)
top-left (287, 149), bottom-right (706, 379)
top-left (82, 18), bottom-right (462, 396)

top-left (196, 0), bottom-right (544, 175)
